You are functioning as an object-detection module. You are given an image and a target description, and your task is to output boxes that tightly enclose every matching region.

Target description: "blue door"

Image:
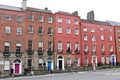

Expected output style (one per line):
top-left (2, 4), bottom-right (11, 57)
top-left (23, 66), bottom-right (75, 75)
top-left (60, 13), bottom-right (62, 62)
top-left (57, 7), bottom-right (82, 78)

top-left (48, 61), bottom-right (51, 70)
top-left (112, 56), bottom-right (114, 65)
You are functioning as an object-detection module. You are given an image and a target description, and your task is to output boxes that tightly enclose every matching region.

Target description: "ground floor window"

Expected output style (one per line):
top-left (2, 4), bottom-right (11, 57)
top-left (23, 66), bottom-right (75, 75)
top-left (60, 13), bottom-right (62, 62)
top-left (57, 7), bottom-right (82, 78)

top-left (67, 58), bottom-right (72, 67)
top-left (106, 57), bottom-right (110, 64)
top-left (39, 58), bottom-right (43, 67)
top-left (101, 56), bottom-right (105, 64)
top-left (28, 58), bottom-right (32, 67)
top-left (4, 60), bottom-right (10, 70)
top-left (75, 58), bottom-right (80, 66)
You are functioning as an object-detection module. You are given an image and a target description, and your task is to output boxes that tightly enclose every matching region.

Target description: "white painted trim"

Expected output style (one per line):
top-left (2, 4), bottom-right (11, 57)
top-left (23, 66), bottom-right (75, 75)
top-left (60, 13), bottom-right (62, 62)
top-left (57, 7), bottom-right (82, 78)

top-left (13, 59), bottom-right (22, 75)
top-left (57, 55), bottom-right (65, 70)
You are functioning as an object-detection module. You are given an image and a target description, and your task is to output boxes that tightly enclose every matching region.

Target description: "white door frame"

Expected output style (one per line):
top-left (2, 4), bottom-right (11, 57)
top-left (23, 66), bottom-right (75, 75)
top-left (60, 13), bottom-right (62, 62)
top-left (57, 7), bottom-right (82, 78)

top-left (91, 55), bottom-right (98, 67)
top-left (13, 59), bottom-right (22, 74)
top-left (57, 55), bottom-right (65, 70)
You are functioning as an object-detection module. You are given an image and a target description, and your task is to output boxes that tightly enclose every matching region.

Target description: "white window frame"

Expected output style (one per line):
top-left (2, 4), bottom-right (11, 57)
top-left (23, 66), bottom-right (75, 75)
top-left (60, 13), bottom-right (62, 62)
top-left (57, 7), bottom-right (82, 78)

top-left (16, 16), bottom-right (23, 22)
top-left (66, 18), bottom-right (70, 24)
top-left (58, 26), bottom-right (62, 33)
top-left (5, 15), bottom-right (11, 20)
top-left (28, 14), bottom-right (34, 21)
top-left (67, 42), bottom-right (71, 51)
top-left (84, 34), bottom-right (87, 41)
top-left (67, 58), bottom-right (72, 67)
top-left (75, 28), bottom-right (79, 35)
top-left (66, 28), bottom-right (71, 34)
top-left (101, 56), bottom-right (105, 64)
top-left (38, 41), bottom-right (43, 48)
top-left (101, 35), bottom-right (104, 40)
top-left (58, 17), bottom-right (62, 23)
top-left (4, 60), bottom-right (10, 70)
top-left (91, 27), bottom-right (95, 32)
top-left (75, 42), bottom-right (79, 51)
top-left (75, 58), bottom-right (80, 66)
top-left (5, 26), bottom-right (11, 34)
top-left (74, 20), bottom-right (78, 25)
top-left (83, 27), bottom-right (87, 32)
top-left (48, 28), bottom-right (52, 35)
top-left (38, 15), bottom-right (43, 22)
top-left (17, 27), bottom-right (22, 35)
top-left (58, 41), bottom-right (62, 52)
top-left (28, 26), bottom-right (33, 34)
top-left (109, 36), bottom-right (112, 41)
top-left (48, 16), bottom-right (53, 23)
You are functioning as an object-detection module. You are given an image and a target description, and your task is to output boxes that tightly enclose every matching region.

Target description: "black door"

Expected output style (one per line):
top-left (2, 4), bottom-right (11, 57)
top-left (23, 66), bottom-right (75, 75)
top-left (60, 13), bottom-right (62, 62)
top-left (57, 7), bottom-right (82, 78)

top-left (59, 60), bottom-right (62, 70)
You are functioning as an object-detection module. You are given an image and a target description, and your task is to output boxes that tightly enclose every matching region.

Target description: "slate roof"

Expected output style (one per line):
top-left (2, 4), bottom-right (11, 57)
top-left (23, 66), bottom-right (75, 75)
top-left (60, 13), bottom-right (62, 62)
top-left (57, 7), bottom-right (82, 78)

top-left (107, 21), bottom-right (120, 26)
top-left (0, 4), bottom-right (23, 11)
top-left (27, 7), bottom-right (52, 13)
top-left (0, 4), bottom-right (52, 13)
top-left (81, 19), bottom-right (111, 26)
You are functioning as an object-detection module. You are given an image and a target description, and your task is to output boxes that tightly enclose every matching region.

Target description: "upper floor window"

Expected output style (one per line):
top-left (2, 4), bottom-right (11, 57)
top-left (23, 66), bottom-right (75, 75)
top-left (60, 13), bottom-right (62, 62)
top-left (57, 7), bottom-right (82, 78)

top-left (75, 42), bottom-right (79, 51)
top-left (38, 27), bottom-right (43, 35)
top-left (74, 20), bottom-right (78, 25)
top-left (4, 42), bottom-right (10, 52)
top-left (84, 34), bottom-right (87, 41)
top-left (17, 27), bottom-right (22, 35)
top-left (5, 26), bottom-right (11, 34)
top-left (48, 28), bottom-right (52, 35)
top-left (100, 35), bottom-right (104, 40)
top-left (83, 27), bottom-right (87, 32)
top-left (84, 45), bottom-right (88, 51)
top-left (67, 42), bottom-right (71, 52)
top-left (100, 27), bottom-right (104, 31)
top-left (74, 28), bottom-right (79, 35)
top-left (58, 41), bottom-right (62, 52)
top-left (28, 25), bottom-right (33, 34)
top-left (38, 15), bottom-right (43, 22)
top-left (58, 26), bottom-right (62, 33)
top-left (5, 15), bottom-right (11, 20)
top-left (58, 17), bottom-right (62, 23)
top-left (91, 35), bottom-right (96, 41)
top-left (16, 43), bottom-right (21, 53)
top-left (28, 13), bottom-right (34, 21)
top-left (117, 29), bottom-right (120, 33)
top-left (16, 16), bottom-right (23, 22)
top-left (118, 45), bottom-right (120, 52)
top-left (48, 16), bottom-right (53, 23)
top-left (48, 42), bottom-right (52, 51)
top-left (110, 45), bottom-right (113, 51)
top-left (109, 28), bottom-right (112, 32)
top-left (91, 27), bottom-right (95, 32)
top-left (109, 36), bottom-right (112, 41)
top-left (66, 18), bottom-right (70, 24)
top-left (118, 37), bottom-right (120, 41)
top-left (66, 28), bottom-right (71, 34)
top-left (101, 44), bottom-right (105, 51)
top-left (28, 40), bottom-right (33, 50)
top-left (38, 41), bottom-right (43, 50)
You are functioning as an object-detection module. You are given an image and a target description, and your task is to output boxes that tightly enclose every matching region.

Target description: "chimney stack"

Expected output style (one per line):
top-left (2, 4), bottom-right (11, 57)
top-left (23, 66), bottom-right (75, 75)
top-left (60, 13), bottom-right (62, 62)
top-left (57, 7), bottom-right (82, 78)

top-left (72, 11), bottom-right (78, 16)
top-left (21, 0), bottom-right (27, 11)
top-left (87, 11), bottom-right (94, 21)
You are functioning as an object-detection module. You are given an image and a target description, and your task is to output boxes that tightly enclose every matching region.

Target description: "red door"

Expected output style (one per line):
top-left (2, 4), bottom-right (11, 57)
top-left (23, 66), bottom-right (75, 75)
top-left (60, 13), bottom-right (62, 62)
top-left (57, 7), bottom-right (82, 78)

top-left (15, 64), bottom-right (19, 74)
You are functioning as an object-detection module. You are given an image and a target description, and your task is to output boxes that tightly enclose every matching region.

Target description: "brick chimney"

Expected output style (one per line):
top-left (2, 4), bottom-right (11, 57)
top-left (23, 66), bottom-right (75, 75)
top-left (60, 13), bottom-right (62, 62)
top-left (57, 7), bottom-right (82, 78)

top-left (87, 11), bottom-right (94, 21)
top-left (21, 0), bottom-right (27, 11)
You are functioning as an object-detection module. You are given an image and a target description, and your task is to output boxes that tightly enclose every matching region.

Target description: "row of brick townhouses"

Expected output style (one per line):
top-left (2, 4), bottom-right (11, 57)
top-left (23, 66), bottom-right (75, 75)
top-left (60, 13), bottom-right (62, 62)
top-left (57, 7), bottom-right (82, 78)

top-left (0, 0), bottom-right (119, 75)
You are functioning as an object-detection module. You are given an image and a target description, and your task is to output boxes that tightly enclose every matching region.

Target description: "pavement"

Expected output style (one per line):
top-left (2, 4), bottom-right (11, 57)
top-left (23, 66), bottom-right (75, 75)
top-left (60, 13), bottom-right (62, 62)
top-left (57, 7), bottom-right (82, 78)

top-left (1, 68), bottom-right (120, 80)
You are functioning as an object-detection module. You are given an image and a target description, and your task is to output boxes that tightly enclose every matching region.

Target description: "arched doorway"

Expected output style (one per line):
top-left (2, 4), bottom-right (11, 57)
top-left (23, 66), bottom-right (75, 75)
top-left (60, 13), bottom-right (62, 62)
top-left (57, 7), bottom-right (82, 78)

top-left (13, 59), bottom-right (22, 74)
top-left (91, 55), bottom-right (98, 67)
top-left (47, 57), bottom-right (53, 70)
top-left (57, 55), bottom-right (64, 70)
top-left (110, 54), bottom-right (116, 65)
